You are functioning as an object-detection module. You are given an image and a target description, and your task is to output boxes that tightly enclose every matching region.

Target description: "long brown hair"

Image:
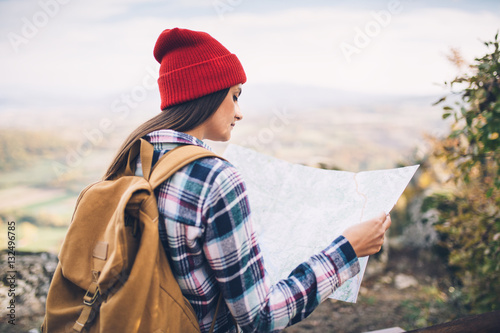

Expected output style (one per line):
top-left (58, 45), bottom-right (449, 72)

top-left (104, 87), bottom-right (230, 180)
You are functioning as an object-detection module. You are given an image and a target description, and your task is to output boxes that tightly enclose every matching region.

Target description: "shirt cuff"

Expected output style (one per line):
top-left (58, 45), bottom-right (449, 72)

top-left (322, 235), bottom-right (360, 288)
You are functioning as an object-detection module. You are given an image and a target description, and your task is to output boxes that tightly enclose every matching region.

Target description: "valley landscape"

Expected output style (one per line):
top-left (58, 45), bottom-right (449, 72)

top-left (0, 88), bottom-right (459, 332)
top-left (0, 88), bottom-right (446, 252)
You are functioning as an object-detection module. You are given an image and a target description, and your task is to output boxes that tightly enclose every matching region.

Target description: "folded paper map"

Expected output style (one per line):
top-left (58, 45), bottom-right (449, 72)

top-left (223, 144), bottom-right (419, 303)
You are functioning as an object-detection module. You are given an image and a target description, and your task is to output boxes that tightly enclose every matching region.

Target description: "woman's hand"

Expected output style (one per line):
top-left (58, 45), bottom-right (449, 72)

top-left (341, 212), bottom-right (392, 258)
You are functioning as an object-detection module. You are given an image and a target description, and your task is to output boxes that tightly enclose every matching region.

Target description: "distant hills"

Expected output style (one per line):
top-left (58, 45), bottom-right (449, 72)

top-left (0, 82), bottom-right (450, 173)
top-left (240, 82), bottom-right (443, 112)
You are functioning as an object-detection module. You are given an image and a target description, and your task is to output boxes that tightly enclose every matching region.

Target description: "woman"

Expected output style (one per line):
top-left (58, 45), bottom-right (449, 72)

top-left (104, 28), bottom-right (391, 333)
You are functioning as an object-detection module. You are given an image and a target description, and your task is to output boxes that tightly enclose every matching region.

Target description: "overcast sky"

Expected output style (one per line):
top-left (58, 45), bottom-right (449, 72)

top-left (1, 0), bottom-right (499, 111)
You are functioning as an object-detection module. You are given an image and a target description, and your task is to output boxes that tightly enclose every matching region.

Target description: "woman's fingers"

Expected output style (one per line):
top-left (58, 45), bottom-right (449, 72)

top-left (341, 212), bottom-right (392, 258)
top-left (383, 213), bottom-right (392, 230)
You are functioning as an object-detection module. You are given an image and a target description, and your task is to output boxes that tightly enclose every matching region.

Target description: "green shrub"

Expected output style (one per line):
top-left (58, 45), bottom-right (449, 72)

top-left (432, 32), bottom-right (500, 313)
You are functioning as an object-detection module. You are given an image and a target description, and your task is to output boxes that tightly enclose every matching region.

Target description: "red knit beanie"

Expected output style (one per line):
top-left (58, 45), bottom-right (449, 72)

top-left (153, 28), bottom-right (247, 110)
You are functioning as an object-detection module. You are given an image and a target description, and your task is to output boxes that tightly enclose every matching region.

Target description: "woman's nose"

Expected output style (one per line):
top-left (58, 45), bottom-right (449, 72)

top-left (235, 107), bottom-right (243, 121)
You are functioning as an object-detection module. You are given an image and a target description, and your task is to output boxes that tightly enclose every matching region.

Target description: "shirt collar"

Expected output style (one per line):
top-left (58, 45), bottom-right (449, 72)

top-left (145, 129), bottom-right (214, 152)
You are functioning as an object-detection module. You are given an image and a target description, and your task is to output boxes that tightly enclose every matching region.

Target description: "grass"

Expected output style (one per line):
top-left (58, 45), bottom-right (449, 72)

top-left (20, 195), bottom-right (76, 223)
top-left (0, 159), bottom-right (60, 189)
top-left (0, 222), bottom-right (67, 253)
top-left (397, 284), bottom-right (464, 330)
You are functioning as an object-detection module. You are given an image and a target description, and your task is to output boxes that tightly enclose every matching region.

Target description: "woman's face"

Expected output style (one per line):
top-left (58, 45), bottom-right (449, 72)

top-left (202, 84), bottom-right (243, 142)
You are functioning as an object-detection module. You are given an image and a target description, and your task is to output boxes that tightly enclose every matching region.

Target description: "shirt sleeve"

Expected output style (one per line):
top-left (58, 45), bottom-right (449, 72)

top-left (202, 164), bottom-right (360, 332)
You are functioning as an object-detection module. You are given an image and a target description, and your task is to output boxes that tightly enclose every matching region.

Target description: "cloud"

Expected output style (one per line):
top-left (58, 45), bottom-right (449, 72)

top-left (221, 5), bottom-right (499, 95)
top-left (0, 0), bottom-right (498, 109)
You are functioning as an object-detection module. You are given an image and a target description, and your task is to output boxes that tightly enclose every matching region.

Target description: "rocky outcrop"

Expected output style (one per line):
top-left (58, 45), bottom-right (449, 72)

top-left (0, 251), bottom-right (58, 331)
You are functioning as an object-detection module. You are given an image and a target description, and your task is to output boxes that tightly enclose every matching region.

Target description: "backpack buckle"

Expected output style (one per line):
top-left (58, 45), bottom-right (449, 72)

top-left (83, 282), bottom-right (100, 306)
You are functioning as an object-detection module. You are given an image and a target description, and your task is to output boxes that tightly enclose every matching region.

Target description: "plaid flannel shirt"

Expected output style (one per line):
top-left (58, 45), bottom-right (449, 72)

top-left (137, 130), bottom-right (360, 333)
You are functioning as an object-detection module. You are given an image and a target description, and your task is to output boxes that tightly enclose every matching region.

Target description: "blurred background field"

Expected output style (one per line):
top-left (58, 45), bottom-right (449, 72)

top-left (0, 98), bottom-right (443, 253)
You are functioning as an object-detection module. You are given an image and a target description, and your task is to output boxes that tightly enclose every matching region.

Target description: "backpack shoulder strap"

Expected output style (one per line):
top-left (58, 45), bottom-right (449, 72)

top-left (147, 144), bottom-right (224, 189)
top-left (123, 138), bottom-right (155, 178)
top-left (143, 143), bottom-right (229, 332)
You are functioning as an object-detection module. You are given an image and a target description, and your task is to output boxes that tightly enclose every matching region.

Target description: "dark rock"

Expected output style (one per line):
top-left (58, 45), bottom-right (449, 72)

top-left (0, 251), bottom-right (58, 331)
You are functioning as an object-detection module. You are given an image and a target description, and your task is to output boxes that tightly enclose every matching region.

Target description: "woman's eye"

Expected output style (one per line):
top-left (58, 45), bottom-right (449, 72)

top-left (233, 95), bottom-right (239, 102)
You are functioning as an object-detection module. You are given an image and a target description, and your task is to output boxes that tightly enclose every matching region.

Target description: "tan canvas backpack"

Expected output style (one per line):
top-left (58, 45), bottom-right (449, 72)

top-left (42, 139), bottom-right (224, 332)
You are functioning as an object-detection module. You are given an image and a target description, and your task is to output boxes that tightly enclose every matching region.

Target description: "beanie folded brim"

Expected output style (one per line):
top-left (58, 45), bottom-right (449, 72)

top-left (158, 53), bottom-right (246, 109)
